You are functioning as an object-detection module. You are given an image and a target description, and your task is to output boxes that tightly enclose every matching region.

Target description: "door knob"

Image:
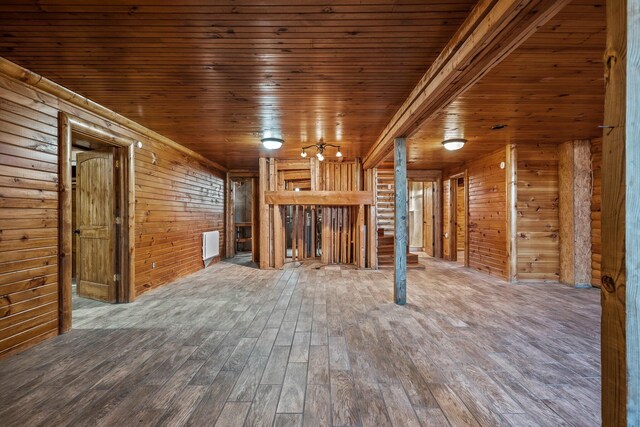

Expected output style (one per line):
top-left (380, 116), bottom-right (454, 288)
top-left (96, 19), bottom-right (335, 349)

top-left (74, 229), bottom-right (81, 235)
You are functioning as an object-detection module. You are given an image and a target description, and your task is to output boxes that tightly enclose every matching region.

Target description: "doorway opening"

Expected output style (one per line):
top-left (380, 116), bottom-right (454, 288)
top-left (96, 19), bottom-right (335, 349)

top-left (448, 173), bottom-right (468, 266)
top-left (58, 113), bottom-right (136, 333)
top-left (408, 180), bottom-right (440, 258)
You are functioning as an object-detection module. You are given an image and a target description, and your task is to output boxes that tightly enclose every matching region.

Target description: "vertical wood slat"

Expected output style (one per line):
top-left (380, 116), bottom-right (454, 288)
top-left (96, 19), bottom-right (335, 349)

top-left (394, 137), bottom-right (407, 305)
top-left (601, 0), bottom-right (627, 424)
top-left (627, 0), bottom-right (639, 423)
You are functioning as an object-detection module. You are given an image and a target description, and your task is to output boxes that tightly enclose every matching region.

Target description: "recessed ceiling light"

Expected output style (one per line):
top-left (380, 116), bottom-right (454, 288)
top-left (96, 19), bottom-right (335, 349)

top-left (442, 138), bottom-right (467, 151)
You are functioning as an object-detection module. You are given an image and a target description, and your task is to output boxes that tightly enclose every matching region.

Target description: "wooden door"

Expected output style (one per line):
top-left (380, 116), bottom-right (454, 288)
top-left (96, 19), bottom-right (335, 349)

top-left (75, 149), bottom-right (117, 303)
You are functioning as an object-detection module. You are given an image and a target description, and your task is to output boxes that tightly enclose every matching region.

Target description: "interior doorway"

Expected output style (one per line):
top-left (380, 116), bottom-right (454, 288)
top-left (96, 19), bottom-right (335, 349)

top-left (448, 173), bottom-right (468, 266)
top-left (408, 181), bottom-right (437, 256)
top-left (59, 113), bottom-right (136, 333)
top-left (72, 142), bottom-right (119, 303)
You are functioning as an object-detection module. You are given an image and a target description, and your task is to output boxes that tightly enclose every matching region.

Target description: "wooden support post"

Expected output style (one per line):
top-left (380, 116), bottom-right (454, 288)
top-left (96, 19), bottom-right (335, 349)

top-left (627, 0), bottom-right (639, 422)
top-left (258, 158), bottom-right (269, 269)
top-left (274, 205), bottom-right (284, 269)
top-left (252, 177), bottom-right (259, 264)
top-left (506, 144), bottom-right (518, 283)
top-left (434, 177), bottom-right (443, 258)
top-left (394, 137), bottom-right (407, 305)
top-left (58, 113), bottom-right (72, 333)
top-left (357, 204), bottom-right (366, 268)
top-left (558, 140), bottom-right (593, 287)
top-left (602, 0), bottom-right (627, 424)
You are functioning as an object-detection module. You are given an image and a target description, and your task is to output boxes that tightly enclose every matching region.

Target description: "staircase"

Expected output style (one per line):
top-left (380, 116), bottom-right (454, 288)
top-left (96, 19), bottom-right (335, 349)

top-left (375, 168), bottom-right (424, 270)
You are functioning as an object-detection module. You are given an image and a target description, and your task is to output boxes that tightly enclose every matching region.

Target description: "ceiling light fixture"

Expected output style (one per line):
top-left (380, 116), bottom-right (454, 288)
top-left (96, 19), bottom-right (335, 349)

top-left (442, 138), bottom-right (467, 151)
top-left (261, 136), bottom-right (284, 150)
top-left (301, 138), bottom-right (342, 161)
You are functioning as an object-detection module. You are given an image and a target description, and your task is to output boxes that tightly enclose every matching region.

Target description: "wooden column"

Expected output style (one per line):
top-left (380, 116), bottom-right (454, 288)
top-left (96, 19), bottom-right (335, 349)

top-left (434, 177), bottom-right (443, 258)
top-left (273, 205), bottom-right (284, 268)
top-left (506, 144), bottom-right (518, 283)
top-left (258, 158), bottom-right (270, 269)
top-left (394, 137), bottom-right (407, 305)
top-left (58, 113), bottom-right (72, 333)
top-left (602, 0), bottom-right (627, 424)
top-left (627, 0), bottom-right (639, 423)
top-left (558, 140), bottom-right (592, 287)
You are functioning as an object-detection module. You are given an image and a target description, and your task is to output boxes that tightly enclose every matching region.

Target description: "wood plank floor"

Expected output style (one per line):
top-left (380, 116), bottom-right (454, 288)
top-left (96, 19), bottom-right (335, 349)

top-left (0, 255), bottom-right (601, 426)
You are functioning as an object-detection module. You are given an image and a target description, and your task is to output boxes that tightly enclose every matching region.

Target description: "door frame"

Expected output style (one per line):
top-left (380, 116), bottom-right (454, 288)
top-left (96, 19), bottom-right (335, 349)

top-left (407, 172), bottom-right (443, 258)
top-left (448, 171), bottom-right (469, 267)
top-left (58, 112), bottom-right (136, 333)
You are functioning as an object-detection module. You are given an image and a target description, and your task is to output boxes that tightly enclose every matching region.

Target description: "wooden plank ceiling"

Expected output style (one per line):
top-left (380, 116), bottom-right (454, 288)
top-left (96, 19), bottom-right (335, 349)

top-left (0, 0), bottom-right (477, 169)
top-left (404, 0), bottom-right (606, 170)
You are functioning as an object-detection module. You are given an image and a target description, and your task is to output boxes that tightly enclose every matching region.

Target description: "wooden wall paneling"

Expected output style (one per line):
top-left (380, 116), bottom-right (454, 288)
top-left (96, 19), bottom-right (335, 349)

top-left (467, 148), bottom-right (508, 278)
top-left (516, 144), bottom-right (559, 282)
top-left (627, 1), bottom-right (639, 420)
top-left (591, 138), bottom-right (603, 287)
top-left (601, 0), bottom-right (627, 423)
top-left (1, 70), bottom-right (225, 357)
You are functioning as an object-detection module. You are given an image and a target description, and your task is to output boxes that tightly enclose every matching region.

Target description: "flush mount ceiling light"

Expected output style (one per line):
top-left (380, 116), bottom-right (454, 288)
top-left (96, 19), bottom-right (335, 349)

top-left (261, 136), bottom-right (284, 150)
top-left (442, 138), bottom-right (467, 151)
top-left (300, 138), bottom-right (342, 161)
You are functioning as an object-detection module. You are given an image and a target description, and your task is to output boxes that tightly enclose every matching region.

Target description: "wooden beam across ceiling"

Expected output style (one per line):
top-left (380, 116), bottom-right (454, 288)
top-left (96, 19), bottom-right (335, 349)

top-left (264, 190), bottom-right (373, 206)
top-left (362, 0), bottom-right (572, 169)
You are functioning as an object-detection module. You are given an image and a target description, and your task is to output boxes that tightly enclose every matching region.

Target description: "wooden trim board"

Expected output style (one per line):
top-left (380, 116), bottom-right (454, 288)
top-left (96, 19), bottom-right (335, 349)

top-left (264, 191), bottom-right (373, 206)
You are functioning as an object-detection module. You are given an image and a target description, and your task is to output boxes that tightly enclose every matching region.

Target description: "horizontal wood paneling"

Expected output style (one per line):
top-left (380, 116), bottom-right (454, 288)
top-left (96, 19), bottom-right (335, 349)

top-left (0, 72), bottom-right (225, 357)
top-left (517, 144), bottom-right (560, 282)
top-left (464, 149), bottom-right (508, 278)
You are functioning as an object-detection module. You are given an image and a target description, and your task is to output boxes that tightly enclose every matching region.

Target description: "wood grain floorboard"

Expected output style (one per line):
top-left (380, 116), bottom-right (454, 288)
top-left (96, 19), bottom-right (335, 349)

top-left (0, 254), bottom-right (601, 426)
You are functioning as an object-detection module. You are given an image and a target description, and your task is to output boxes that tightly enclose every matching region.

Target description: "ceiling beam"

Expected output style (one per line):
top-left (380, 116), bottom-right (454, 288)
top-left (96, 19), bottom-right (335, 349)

top-left (264, 191), bottom-right (373, 206)
top-left (362, 0), bottom-right (571, 170)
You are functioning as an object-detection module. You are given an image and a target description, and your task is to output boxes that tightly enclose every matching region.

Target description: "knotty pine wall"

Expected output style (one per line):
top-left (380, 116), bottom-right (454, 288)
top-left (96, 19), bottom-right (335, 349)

top-left (516, 144), bottom-right (560, 282)
top-left (0, 73), bottom-right (225, 357)
top-left (444, 148), bottom-right (508, 278)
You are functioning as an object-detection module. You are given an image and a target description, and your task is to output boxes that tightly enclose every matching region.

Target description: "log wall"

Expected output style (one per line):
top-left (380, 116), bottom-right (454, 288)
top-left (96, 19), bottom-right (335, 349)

top-left (0, 72), bottom-right (225, 357)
